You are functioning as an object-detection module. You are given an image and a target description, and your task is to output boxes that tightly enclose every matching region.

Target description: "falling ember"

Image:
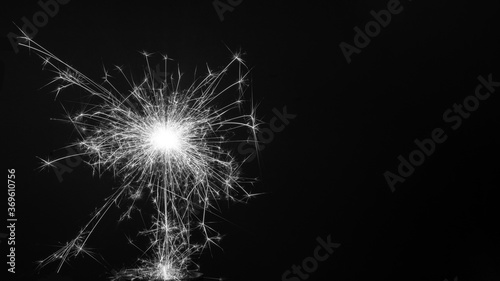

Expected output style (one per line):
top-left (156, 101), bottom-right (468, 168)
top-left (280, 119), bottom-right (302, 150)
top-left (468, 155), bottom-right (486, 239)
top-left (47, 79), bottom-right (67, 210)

top-left (20, 32), bottom-right (260, 280)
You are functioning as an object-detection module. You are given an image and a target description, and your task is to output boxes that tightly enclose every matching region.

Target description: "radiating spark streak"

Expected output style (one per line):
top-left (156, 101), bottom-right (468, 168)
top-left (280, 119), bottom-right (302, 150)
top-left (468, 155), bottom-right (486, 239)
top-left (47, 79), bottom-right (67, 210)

top-left (20, 33), bottom-right (261, 280)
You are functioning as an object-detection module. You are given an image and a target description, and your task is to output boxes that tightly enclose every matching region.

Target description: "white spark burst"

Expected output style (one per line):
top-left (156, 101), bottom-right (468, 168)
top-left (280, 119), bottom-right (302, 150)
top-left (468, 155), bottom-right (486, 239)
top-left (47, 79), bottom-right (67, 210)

top-left (20, 34), bottom-right (260, 280)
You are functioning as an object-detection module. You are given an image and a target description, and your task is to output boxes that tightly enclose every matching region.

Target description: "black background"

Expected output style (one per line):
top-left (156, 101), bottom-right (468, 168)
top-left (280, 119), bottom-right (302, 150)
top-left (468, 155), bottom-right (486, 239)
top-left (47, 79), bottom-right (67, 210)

top-left (1, 1), bottom-right (499, 281)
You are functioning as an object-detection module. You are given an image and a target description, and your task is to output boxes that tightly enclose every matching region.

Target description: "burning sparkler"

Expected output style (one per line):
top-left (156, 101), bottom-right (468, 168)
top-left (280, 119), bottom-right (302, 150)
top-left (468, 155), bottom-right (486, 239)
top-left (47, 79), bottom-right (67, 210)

top-left (20, 34), bottom-right (260, 280)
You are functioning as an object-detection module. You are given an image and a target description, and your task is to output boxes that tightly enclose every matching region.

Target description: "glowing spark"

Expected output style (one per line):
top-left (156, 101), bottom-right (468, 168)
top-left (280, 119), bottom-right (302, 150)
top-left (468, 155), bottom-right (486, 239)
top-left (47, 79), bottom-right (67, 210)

top-left (149, 123), bottom-right (182, 152)
top-left (20, 32), bottom-right (260, 280)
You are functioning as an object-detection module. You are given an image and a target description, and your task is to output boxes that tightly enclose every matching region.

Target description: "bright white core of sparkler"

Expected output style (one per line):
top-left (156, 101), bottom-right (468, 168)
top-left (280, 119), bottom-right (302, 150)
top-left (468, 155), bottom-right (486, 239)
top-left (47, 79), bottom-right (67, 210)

top-left (149, 123), bottom-right (182, 153)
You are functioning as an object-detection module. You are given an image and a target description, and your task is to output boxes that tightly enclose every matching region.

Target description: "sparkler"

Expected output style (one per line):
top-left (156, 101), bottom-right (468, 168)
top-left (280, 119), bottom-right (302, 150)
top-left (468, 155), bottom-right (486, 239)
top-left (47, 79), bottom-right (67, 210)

top-left (20, 34), bottom-right (259, 280)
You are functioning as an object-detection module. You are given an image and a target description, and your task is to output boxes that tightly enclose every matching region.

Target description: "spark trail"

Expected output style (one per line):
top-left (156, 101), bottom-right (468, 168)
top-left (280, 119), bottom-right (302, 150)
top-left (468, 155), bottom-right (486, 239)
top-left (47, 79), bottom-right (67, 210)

top-left (20, 35), bottom-right (259, 280)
